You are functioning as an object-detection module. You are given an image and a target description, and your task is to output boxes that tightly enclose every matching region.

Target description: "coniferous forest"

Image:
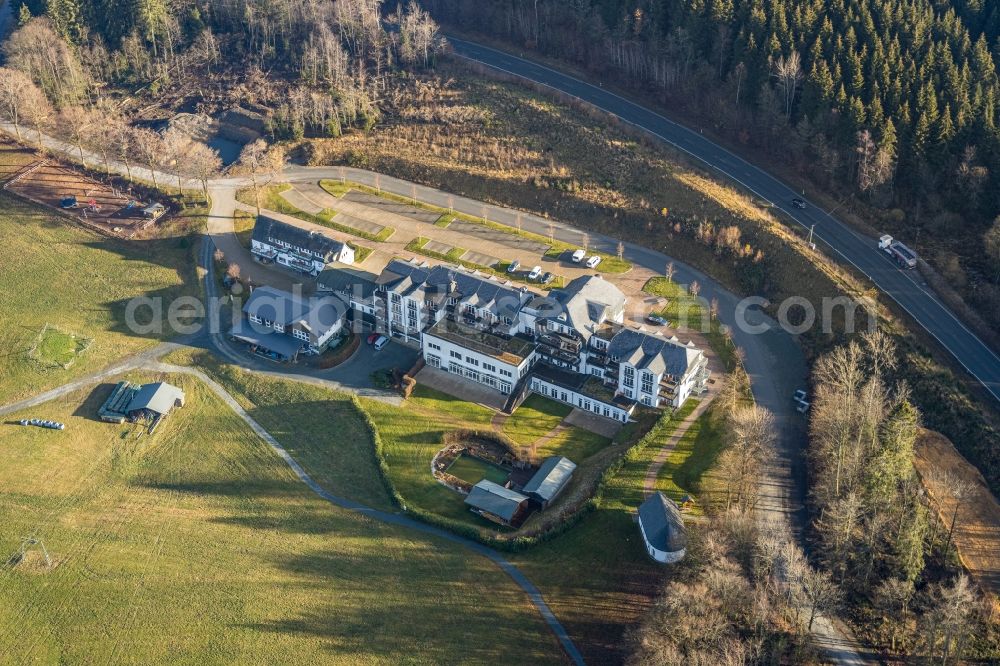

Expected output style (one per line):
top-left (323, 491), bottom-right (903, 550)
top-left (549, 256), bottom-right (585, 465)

top-left (425, 0), bottom-right (1000, 302)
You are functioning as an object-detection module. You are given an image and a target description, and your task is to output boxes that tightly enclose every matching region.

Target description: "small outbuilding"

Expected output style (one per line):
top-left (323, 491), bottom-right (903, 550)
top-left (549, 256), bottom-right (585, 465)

top-left (126, 382), bottom-right (185, 419)
top-left (637, 492), bottom-right (687, 564)
top-left (522, 456), bottom-right (577, 509)
top-left (464, 480), bottom-right (530, 527)
top-left (98, 380), bottom-right (185, 426)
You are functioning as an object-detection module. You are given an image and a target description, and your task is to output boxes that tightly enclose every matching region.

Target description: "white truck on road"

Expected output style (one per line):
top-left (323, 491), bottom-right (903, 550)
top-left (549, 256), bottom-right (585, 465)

top-left (879, 234), bottom-right (918, 269)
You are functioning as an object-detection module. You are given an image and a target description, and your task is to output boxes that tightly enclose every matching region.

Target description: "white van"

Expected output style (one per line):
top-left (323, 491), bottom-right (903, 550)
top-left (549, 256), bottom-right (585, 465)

top-left (585, 255), bottom-right (602, 269)
top-left (527, 265), bottom-right (542, 281)
top-left (571, 249), bottom-right (586, 263)
top-left (373, 335), bottom-right (389, 351)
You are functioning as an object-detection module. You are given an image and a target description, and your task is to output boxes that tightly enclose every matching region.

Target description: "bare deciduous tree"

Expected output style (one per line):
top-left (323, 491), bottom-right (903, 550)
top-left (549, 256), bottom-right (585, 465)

top-left (771, 51), bottom-right (802, 119)
top-left (131, 127), bottom-right (165, 191)
top-left (919, 574), bottom-right (978, 665)
top-left (0, 67), bottom-right (48, 141)
top-left (187, 142), bottom-right (223, 200)
top-left (59, 105), bottom-right (94, 165)
top-left (238, 138), bottom-right (285, 215)
top-left (4, 18), bottom-right (88, 107)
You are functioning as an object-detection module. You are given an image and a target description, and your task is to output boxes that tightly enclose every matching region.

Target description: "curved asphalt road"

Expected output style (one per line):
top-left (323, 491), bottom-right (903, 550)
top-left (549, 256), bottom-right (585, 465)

top-left (449, 37), bottom-right (1000, 403)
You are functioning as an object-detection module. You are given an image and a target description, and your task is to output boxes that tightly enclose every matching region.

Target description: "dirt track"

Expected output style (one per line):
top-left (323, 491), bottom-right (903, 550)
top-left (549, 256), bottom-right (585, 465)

top-left (914, 429), bottom-right (1000, 606)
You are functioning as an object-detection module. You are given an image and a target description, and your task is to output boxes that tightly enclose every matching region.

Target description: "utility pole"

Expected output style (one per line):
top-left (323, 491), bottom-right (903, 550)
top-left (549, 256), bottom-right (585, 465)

top-left (808, 224), bottom-right (815, 246)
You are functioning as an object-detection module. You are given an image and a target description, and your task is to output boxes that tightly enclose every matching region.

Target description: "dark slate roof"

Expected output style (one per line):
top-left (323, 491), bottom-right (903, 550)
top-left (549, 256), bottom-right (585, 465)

top-left (607, 328), bottom-right (702, 377)
top-left (378, 259), bottom-right (532, 320)
top-left (127, 382), bottom-right (184, 415)
top-left (638, 492), bottom-right (687, 553)
top-left (464, 480), bottom-right (528, 521)
top-left (317, 267), bottom-right (377, 300)
top-left (242, 286), bottom-right (347, 334)
top-left (522, 456), bottom-right (577, 502)
top-left (229, 318), bottom-right (304, 358)
top-left (252, 215), bottom-right (347, 262)
top-left (548, 275), bottom-right (626, 337)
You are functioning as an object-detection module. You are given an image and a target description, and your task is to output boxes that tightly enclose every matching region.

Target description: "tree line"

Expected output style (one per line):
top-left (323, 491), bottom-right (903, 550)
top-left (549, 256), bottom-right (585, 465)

top-left (808, 330), bottom-right (992, 659)
top-left (422, 0), bottom-right (1000, 266)
top-left (0, 1), bottom-right (444, 153)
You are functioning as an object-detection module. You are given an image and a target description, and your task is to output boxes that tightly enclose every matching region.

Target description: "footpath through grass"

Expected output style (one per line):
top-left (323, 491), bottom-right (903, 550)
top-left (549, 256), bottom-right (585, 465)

top-left (164, 348), bottom-right (393, 510)
top-left (653, 402), bottom-right (726, 516)
top-left (0, 192), bottom-right (199, 405)
top-left (0, 371), bottom-right (565, 663)
top-left (508, 404), bottom-right (696, 663)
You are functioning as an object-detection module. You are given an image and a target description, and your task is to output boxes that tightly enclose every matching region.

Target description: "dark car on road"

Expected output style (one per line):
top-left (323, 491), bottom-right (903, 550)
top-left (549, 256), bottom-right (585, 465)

top-left (791, 198), bottom-right (807, 209)
top-left (541, 272), bottom-right (554, 284)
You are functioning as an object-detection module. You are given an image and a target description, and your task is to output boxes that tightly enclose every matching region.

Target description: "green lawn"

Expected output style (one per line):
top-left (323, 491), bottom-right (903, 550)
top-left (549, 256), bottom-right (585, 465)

top-left (360, 385), bottom-right (497, 525)
top-left (653, 403), bottom-right (725, 515)
top-left (508, 406), bottom-right (693, 663)
top-left (165, 348), bottom-right (394, 510)
top-left (502, 394), bottom-right (571, 444)
top-left (447, 453), bottom-right (509, 485)
top-left (29, 326), bottom-right (91, 368)
top-left (0, 192), bottom-right (199, 405)
top-left (0, 372), bottom-right (564, 663)
top-left (534, 427), bottom-right (610, 464)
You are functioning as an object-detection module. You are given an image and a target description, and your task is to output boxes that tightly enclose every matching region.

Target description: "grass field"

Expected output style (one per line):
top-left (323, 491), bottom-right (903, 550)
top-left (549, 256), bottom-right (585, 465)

top-left (653, 403), bottom-right (726, 515)
top-left (502, 394), bottom-right (571, 444)
top-left (447, 453), bottom-right (509, 485)
top-left (0, 191), bottom-right (199, 405)
top-left (360, 386), bottom-right (496, 525)
top-left (164, 348), bottom-right (394, 510)
top-left (0, 372), bottom-right (565, 663)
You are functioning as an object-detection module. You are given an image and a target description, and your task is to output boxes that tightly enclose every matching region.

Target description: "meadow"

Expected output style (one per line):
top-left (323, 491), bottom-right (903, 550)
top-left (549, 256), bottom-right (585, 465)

top-left (0, 190), bottom-right (199, 405)
top-left (0, 371), bottom-right (565, 664)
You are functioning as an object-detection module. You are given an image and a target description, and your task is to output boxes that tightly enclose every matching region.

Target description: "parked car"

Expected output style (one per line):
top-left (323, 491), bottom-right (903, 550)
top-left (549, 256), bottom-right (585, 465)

top-left (373, 335), bottom-right (389, 351)
top-left (367, 332), bottom-right (379, 345)
top-left (646, 314), bottom-right (668, 326)
top-left (541, 272), bottom-right (555, 284)
top-left (527, 265), bottom-right (542, 281)
top-left (571, 249), bottom-right (586, 263)
top-left (791, 198), bottom-right (807, 209)
top-left (585, 255), bottom-right (602, 269)
top-left (793, 389), bottom-right (807, 403)
top-left (506, 260), bottom-right (520, 274)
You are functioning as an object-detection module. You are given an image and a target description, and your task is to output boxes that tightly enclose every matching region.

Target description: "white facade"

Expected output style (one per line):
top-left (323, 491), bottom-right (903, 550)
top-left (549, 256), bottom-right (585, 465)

top-left (422, 331), bottom-right (529, 395)
top-left (529, 376), bottom-right (631, 422)
top-left (638, 519), bottom-right (686, 564)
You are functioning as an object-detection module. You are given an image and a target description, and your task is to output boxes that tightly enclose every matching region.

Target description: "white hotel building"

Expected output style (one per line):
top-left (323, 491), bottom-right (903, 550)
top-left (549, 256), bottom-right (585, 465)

top-left (370, 258), bottom-right (710, 422)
